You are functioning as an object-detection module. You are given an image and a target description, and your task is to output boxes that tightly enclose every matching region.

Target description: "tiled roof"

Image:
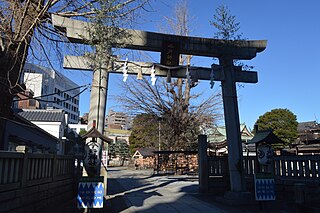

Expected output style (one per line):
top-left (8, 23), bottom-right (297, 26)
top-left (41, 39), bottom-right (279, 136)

top-left (17, 109), bottom-right (65, 122)
top-left (297, 121), bottom-right (319, 132)
top-left (208, 124), bottom-right (253, 143)
top-left (248, 129), bottom-right (284, 145)
top-left (137, 148), bottom-right (154, 157)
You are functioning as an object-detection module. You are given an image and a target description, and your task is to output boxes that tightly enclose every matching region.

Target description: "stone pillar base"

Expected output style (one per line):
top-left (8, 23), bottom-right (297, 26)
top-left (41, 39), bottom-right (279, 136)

top-left (215, 191), bottom-right (255, 206)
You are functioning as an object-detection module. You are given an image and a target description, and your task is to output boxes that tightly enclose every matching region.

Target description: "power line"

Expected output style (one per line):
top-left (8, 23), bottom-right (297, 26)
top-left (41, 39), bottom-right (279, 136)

top-left (35, 87), bottom-right (89, 103)
top-left (13, 84), bottom-right (90, 103)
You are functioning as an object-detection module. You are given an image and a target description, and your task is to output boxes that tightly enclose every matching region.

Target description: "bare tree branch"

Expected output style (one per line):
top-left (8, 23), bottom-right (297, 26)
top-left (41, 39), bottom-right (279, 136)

top-left (0, 0), bottom-right (152, 148)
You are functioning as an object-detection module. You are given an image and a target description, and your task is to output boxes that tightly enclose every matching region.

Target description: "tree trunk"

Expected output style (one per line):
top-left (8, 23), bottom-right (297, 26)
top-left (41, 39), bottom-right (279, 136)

top-left (0, 40), bottom-right (30, 149)
top-left (0, 0), bottom-right (47, 149)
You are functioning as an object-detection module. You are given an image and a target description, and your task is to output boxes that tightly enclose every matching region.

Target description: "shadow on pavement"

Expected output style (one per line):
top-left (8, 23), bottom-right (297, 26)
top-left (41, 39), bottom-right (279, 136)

top-left (106, 176), bottom-right (182, 212)
top-left (37, 167), bottom-right (300, 213)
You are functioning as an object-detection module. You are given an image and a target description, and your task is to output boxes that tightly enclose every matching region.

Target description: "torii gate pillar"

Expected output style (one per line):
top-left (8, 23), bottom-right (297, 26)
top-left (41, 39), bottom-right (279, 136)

top-left (86, 64), bottom-right (109, 177)
top-left (219, 57), bottom-right (245, 192)
top-left (87, 66), bottom-right (109, 135)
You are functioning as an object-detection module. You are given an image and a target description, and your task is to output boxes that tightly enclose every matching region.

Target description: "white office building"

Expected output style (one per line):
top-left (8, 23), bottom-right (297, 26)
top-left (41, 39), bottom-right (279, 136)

top-left (22, 63), bottom-right (80, 124)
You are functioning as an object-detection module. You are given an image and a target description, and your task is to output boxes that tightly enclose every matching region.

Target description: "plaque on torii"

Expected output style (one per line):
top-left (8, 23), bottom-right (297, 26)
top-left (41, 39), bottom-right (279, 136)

top-left (52, 14), bottom-right (267, 193)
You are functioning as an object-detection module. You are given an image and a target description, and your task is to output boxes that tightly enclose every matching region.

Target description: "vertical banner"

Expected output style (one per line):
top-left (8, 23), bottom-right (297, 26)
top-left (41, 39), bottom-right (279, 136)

top-left (77, 177), bottom-right (104, 208)
top-left (101, 150), bottom-right (108, 166)
top-left (254, 173), bottom-right (276, 201)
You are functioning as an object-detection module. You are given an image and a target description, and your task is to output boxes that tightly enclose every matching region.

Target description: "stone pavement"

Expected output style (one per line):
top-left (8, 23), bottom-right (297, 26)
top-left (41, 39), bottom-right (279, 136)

top-left (106, 167), bottom-right (224, 212)
top-left (40, 167), bottom-right (299, 213)
top-left (104, 167), bottom-right (297, 213)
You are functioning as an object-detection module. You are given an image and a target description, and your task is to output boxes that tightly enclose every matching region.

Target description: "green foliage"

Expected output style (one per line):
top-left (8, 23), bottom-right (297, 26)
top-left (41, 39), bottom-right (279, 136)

top-left (209, 4), bottom-right (253, 71)
top-left (79, 129), bottom-right (88, 136)
top-left (210, 5), bottom-right (242, 40)
top-left (85, 0), bottom-right (149, 66)
top-left (129, 112), bottom-right (201, 152)
top-left (129, 114), bottom-right (159, 153)
top-left (254, 108), bottom-right (299, 146)
top-left (109, 139), bottom-right (130, 159)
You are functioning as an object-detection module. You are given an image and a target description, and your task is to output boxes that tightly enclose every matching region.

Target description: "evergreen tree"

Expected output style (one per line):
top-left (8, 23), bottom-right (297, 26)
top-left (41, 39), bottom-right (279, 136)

top-left (254, 108), bottom-right (299, 146)
top-left (129, 114), bottom-right (159, 153)
top-left (210, 4), bottom-right (242, 40)
top-left (210, 4), bottom-right (253, 70)
top-left (109, 139), bottom-right (130, 166)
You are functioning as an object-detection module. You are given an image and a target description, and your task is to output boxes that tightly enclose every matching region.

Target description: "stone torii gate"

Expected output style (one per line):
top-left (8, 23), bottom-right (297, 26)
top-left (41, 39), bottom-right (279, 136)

top-left (52, 15), bottom-right (267, 193)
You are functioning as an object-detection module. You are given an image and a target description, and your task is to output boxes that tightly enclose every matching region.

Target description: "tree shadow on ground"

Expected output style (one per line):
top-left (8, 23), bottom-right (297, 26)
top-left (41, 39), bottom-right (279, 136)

top-left (105, 175), bottom-right (184, 212)
top-left (106, 173), bottom-right (298, 213)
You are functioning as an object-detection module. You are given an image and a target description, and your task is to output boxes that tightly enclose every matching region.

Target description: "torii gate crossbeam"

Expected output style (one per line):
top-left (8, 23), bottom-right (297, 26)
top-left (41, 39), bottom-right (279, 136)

top-left (63, 55), bottom-right (258, 83)
top-left (51, 15), bottom-right (267, 194)
top-left (52, 14), bottom-right (266, 60)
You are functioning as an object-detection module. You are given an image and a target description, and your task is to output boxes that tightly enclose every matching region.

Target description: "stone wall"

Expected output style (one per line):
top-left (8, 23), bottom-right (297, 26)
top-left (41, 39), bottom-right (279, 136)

top-left (0, 152), bottom-right (77, 213)
top-left (0, 179), bottom-right (76, 213)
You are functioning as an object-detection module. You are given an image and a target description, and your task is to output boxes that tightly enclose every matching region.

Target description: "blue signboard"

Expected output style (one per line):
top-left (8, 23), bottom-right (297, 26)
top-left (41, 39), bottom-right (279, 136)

top-left (77, 177), bottom-right (104, 208)
top-left (254, 173), bottom-right (276, 201)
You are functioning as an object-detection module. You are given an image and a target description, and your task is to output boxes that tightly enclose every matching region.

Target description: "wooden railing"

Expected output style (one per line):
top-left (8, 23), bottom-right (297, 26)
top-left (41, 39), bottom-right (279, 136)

top-left (208, 156), bottom-right (229, 177)
top-left (274, 155), bottom-right (320, 180)
top-left (208, 155), bottom-right (320, 182)
top-left (0, 151), bottom-right (75, 192)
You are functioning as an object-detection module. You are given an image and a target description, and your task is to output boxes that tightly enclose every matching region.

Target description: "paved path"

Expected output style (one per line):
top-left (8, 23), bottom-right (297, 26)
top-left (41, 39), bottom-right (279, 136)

top-left (40, 167), bottom-right (298, 213)
top-left (106, 167), bottom-right (226, 212)
top-left (104, 167), bottom-right (296, 213)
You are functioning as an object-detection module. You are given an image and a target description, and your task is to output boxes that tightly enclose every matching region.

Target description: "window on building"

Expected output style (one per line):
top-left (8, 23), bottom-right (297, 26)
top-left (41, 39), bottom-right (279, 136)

top-left (29, 99), bottom-right (36, 106)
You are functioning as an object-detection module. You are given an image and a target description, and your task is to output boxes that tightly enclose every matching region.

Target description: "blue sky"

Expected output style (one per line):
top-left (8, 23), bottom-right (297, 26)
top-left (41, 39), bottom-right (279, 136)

top-left (61, 0), bottom-right (320, 129)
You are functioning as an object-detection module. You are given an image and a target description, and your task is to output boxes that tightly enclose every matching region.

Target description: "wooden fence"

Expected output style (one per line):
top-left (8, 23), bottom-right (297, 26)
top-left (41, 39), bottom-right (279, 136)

top-left (0, 151), bottom-right (75, 193)
top-left (208, 155), bottom-right (320, 182)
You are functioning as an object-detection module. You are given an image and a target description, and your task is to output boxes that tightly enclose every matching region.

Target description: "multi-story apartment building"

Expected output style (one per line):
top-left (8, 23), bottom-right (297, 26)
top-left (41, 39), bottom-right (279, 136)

top-left (22, 63), bottom-right (80, 124)
top-left (106, 110), bottom-right (132, 130)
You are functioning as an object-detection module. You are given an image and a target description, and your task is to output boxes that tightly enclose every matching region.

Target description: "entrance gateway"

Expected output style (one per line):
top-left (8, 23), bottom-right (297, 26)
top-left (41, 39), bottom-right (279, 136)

top-left (52, 14), bottom-right (267, 193)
